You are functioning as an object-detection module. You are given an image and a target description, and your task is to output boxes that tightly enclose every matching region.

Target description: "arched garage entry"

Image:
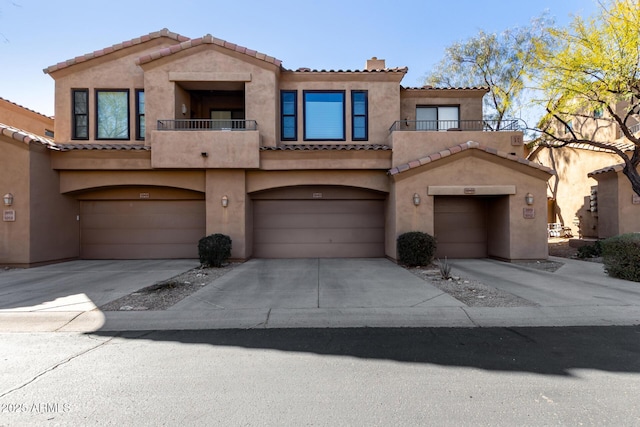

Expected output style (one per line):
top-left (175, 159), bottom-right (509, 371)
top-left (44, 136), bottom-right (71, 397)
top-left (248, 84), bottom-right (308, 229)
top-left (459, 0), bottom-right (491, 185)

top-left (76, 186), bottom-right (205, 259)
top-left (251, 186), bottom-right (386, 258)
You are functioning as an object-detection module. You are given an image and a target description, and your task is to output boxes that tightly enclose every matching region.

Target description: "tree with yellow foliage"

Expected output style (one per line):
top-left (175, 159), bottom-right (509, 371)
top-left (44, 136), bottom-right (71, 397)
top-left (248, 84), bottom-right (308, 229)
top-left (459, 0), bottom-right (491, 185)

top-left (536, 0), bottom-right (640, 196)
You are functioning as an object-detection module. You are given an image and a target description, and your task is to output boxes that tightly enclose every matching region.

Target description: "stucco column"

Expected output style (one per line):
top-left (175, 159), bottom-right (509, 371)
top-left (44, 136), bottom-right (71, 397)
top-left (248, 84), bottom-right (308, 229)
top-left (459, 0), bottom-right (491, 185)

top-left (205, 169), bottom-right (248, 260)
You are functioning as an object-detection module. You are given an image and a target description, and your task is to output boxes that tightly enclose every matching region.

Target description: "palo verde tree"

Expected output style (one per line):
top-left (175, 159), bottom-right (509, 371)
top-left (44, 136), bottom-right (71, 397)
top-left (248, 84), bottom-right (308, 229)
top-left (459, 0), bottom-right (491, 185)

top-left (535, 0), bottom-right (640, 196)
top-left (424, 14), bottom-right (554, 130)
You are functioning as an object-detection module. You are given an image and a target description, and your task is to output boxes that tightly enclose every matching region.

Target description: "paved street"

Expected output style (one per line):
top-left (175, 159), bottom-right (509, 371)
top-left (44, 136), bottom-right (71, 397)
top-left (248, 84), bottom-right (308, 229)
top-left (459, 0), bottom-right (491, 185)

top-left (1, 327), bottom-right (640, 426)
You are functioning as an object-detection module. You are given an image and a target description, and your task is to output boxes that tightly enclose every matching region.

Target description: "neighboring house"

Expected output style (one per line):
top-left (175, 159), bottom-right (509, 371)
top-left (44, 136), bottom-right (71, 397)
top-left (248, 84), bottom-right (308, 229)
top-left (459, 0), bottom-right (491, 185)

top-left (0, 97), bottom-right (54, 137)
top-left (528, 103), bottom-right (638, 238)
top-left (0, 29), bottom-right (553, 266)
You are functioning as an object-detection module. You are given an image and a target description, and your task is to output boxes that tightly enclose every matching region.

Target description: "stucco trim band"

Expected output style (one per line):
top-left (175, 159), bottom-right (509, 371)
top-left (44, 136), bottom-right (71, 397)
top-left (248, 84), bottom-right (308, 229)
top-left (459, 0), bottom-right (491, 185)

top-left (427, 185), bottom-right (516, 196)
top-left (168, 72), bottom-right (252, 82)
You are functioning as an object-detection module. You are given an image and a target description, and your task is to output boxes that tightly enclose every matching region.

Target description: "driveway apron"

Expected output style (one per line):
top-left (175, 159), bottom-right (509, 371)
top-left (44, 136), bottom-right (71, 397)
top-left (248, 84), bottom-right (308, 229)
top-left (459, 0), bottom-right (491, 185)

top-left (170, 258), bottom-right (462, 311)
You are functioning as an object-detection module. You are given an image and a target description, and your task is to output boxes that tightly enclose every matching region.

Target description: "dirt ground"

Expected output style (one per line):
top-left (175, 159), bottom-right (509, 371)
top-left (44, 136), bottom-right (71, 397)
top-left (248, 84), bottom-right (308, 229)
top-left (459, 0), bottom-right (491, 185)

top-left (548, 238), bottom-right (579, 259)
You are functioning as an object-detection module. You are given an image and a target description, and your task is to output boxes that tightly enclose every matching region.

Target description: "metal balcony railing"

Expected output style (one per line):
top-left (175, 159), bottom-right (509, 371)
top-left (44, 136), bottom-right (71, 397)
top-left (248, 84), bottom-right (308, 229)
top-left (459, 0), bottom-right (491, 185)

top-left (157, 119), bottom-right (258, 131)
top-left (389, 119), bottom-right (520, 132)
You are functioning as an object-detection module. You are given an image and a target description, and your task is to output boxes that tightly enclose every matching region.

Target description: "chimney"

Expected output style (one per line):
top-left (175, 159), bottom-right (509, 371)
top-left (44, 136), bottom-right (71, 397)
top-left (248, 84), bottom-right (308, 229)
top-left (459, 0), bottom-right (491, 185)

top-left (365, 57), bottom-right (386, 71)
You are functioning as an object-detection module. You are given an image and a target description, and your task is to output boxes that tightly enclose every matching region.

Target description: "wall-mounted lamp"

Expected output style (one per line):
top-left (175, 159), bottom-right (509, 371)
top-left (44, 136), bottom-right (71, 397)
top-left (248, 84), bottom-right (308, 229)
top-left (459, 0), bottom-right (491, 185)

top-left (3, 193), bottom-right (13, 206)
top-left (181, 103), bottom-right (188, 115)
top-left (525, 193), bottom-right (534, 205)
top-left (413, 193), bottom-right (421, 206)
top-left (221, 195), bottom-right (229, 208)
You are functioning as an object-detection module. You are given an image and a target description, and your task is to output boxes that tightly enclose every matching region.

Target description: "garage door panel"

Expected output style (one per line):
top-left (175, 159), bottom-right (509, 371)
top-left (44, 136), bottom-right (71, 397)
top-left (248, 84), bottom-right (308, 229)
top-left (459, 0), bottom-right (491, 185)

top-left (253, 198), bottom-right (384, 258)
top-left (80, 200), bottom-right (205, 259)
top-left (435, 196), bottom-right (488, 258)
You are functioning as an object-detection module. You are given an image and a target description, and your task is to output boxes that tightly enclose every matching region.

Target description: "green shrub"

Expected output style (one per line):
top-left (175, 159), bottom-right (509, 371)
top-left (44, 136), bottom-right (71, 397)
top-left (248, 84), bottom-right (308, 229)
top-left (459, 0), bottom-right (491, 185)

top-left (397, 231), bottom-right (437, 267)
top-left (601, 233), bottom-right (640, 282)
top-left (577, 241), bottom-right (602, 259)
top-left (198, 233), bottom-right (232, 267)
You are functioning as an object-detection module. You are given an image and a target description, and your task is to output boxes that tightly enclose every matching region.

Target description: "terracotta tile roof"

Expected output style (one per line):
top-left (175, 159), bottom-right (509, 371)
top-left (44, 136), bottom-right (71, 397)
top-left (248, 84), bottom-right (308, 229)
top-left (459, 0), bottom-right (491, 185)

top-left (564, 141), bottom-right (635, 153)
top-left (136, 34), bottom-right (282, 67)
top-left (402, 85), bottom-right (489, 91)
top-left (292, 67), bottom-right (408, 74)
top-left (588, 164), bottom-right (625, 177)
top-left (261, 144), bottom-right (391, 151)
top-left (0, 97), bottom-right (53, 119)
top-left (0, 122), bottom-right (58, 149)
top-left (388, 140), bottom-right (555, 176)
top-left (57, 143), bottom-right (150, 152)
top-left (43, 28), bottom-right (190, 74)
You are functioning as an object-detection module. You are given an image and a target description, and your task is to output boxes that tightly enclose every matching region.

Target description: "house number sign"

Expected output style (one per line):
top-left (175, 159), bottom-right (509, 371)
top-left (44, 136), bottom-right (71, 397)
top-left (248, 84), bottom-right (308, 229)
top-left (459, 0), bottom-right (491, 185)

top-left (523, 207), bottom-right (535, 219)
top-left (3, 210), bottom-right (16, 222)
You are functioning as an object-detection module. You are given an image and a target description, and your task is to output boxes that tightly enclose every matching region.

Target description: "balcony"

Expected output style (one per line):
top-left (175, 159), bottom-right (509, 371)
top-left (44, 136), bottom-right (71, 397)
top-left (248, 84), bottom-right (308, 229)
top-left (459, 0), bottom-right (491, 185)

top-left (388, 119), bottom-right (524, 167)
top-left (157, 119), bottom-right (258, 131)
top-left (150, 119), bottom-right (260, 169)
top-left (389, 119), bottom-right (520, 132)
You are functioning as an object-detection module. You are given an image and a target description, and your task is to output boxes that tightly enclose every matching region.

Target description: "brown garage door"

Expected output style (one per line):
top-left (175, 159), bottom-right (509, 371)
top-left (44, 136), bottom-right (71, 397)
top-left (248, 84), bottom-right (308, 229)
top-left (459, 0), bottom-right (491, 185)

top-left (80, 200), bottom-right (205, 259)
top-left (253, 199), bottom-right (385, 258)
top-left (434, 196), bottom-right (488, 258)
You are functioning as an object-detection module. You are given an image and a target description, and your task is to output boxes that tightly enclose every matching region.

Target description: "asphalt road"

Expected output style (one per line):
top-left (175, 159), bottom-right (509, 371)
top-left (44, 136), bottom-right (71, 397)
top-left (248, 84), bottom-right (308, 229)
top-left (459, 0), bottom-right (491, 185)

top-left (1, 326), bottom-right (640, 426)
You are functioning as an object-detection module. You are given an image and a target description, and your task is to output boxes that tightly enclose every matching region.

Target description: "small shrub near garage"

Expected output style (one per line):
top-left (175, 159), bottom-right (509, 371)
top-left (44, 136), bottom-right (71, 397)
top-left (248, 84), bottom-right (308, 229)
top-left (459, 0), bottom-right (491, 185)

top-left (397, 231), bottom-right (437, 267)
top-left (601, 233), bottom-right (640, 282)
top-left (577, 240), bottom-right (602, 259)
top-left (198, 233), bottom-right (232, 267)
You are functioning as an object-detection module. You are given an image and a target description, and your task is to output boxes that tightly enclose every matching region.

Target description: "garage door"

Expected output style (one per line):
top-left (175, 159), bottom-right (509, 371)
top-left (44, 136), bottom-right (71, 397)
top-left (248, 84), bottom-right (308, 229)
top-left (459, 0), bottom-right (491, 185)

top-left (80, 200), bottom-right (205, 259)
top-left (253, 199), bottom-right (385, 258)
top-left (434, 196), bottom-right (488, 258)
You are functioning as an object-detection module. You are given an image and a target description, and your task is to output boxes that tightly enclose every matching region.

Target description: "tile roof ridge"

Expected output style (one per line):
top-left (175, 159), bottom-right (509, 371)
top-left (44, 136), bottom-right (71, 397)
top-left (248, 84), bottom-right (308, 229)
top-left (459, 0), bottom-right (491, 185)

top-left (43, 28), bottom-right (190, 74)
top-left (136, 33), bottom-right (283, 67)
top-left (0, 97), bottom-right (53, 119)
top-left (292, 67), bottom-right (408, 74)
top-left (0, 122), bottom-right (58, 149)
top-left (402, 85), bottom-right (490, 91)
top-left (588, 163), bottom-right (625, 177)
top-left (388, 140), bottom-right (555, 176)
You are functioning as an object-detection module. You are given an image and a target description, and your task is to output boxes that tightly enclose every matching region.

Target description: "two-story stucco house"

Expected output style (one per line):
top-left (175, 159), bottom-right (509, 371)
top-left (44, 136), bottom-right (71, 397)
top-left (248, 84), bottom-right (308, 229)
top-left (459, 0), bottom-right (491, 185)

top-left (0, 29), bottom-right (553, 266)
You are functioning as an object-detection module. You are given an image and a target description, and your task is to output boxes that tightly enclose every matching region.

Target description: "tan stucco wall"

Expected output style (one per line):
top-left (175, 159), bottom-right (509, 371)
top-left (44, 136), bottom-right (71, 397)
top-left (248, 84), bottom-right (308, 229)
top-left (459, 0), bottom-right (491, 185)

top-left (49, 38), bottom-right (179, 143)
top-left (0, 139), bottom-right (31, 264)
top-left (59, 170), bottom-right (206, 194)
top-left (51, 150), bottom-right (152, 170)
top-left (260, 150), bottom-right (391, 170)
top-left (279, 74), bottom-right (402, 146)
top-left (594, 170), bottom-right (640, 238)
top-left (0, 99), bottom-right (53, 135)
top-left (399, 90), bottom-right (485, 124)
top-left (28, 145), bottom-right (79, 263)
top-left (389, 151), bottom-right (550, 260)
top-left (529, 146), bottom-right (621, 237)
top-left (390, 131), bottom-right (524, 167)
top-left (142, 44), bottom-right (279, 148)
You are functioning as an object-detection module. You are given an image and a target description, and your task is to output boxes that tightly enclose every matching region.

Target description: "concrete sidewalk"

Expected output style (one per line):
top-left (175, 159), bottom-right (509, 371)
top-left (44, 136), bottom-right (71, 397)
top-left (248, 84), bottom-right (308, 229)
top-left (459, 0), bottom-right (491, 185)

top-left (1, 257), bottom-right (639, 332)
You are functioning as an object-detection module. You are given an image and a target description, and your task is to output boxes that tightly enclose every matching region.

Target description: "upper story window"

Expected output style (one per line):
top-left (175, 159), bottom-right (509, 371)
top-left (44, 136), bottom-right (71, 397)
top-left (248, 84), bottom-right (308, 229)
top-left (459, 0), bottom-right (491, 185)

top-left (416, 106), bottom-right (459, 131)
top-left (304, 91), bottom-right (345, 141)
top-left (135, 90), bottom-right (145, 140)
top-left (281, 90), bottom-right (297, 141)
top-left (96, 90), bottom-right (130, 140)
top-left (72, 89), bottom-right (89, 140)
top-left (352, 91), bottom-right (368, 141)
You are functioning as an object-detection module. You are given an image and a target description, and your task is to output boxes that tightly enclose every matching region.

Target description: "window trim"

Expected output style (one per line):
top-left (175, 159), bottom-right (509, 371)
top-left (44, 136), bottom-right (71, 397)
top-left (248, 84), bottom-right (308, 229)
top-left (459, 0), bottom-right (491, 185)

top-left (280, 90), bottom-right (297, 141)
top-left (351, 90), bottom-right (368, 141)
top-left (303, 90), bottom-right (346, 141)
top-left (71, 89), bottom-right (89, 140)
top-left (135, 89), bottom-right (145, 141)
top-left (95, 89), bottom-right (130, 140)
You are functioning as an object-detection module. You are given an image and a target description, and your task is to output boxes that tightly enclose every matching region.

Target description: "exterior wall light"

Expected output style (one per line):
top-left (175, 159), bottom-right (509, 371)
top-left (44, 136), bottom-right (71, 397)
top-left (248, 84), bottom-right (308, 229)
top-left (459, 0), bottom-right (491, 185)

top-left (525, 193), bottom-right (534, 205)
top-left (413, 193), bottom-right (421, 206)
top-left (181, 103), bottom-right (188, 115)
top-left (221, 195), bottom-right (229, 208)
top-left (3, 193), bottom-right (13, 206)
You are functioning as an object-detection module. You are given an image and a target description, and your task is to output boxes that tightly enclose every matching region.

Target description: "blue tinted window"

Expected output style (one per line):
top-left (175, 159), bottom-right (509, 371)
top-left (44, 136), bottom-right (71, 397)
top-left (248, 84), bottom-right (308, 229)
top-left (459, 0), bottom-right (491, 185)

top-left (352, 91), bottom-right (367, 140)
top-left (281, 90), bottom-right (297, 140)
top-left (304, 91), bottom-right (345, 140)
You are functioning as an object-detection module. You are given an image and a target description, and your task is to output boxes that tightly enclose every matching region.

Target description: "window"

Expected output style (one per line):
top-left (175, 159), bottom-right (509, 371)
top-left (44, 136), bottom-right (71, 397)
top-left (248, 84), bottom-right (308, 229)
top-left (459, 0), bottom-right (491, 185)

top-left (281, 90), bottom-right (297, 140)
top-left (72, 89), bottom-right (89, 140)
top-left (352, 91), bottom-right (368, 140)
top-left (304, 91), bottom-right (345, 140)
top-left (416, 106), bottom-right (459, 131)
top-left (96, 90), bottom-right (129, 140)
top-left (135, 90), bottom-right (145, 140)
top-left (593, 106), bottom-right (603, 119)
